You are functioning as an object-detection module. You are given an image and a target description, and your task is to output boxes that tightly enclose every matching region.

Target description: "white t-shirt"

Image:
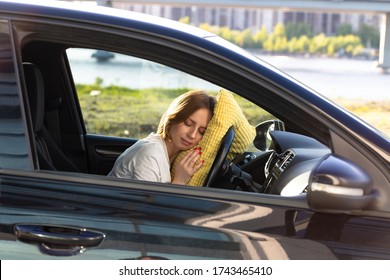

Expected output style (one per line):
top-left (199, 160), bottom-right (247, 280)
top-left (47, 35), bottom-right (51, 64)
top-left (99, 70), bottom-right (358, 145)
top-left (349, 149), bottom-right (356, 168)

top-left (108, 133), bottom-right (171, 183)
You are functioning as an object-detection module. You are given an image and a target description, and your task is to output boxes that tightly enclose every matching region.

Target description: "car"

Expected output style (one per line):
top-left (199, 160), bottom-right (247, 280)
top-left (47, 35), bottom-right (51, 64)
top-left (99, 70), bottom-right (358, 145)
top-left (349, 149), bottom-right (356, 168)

top-left (0, 0), bottom-right (389, 260)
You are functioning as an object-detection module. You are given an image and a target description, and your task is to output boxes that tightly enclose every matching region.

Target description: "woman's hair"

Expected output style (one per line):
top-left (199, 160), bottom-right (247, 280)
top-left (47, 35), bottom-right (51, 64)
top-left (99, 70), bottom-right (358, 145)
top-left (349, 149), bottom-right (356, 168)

top-left (157, 90), bottom-right (216, 140)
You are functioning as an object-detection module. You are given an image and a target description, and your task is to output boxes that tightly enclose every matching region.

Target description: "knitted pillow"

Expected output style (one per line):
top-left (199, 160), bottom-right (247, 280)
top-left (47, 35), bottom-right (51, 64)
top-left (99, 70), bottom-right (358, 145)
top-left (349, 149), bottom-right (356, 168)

top-left (171, 89), bottom-right (256, 187)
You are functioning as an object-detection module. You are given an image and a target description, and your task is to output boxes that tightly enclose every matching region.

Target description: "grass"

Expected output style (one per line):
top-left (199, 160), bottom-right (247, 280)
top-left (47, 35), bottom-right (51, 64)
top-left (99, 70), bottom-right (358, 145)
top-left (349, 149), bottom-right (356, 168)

top-left (76, 83), bottom-right (389, 139)
top-left (333, 98), bottom-right (390, 137)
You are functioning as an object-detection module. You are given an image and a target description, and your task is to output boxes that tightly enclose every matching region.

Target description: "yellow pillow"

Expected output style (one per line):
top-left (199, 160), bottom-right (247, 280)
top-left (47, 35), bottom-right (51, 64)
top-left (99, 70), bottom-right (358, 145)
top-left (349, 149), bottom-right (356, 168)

top-left (171, 89), bottom-right (256, 187)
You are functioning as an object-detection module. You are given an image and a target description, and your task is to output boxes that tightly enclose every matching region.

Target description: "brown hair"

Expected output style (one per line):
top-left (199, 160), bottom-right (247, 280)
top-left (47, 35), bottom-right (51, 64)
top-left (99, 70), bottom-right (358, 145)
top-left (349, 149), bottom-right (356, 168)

top-left (157, 90), bottom-right (215, 140)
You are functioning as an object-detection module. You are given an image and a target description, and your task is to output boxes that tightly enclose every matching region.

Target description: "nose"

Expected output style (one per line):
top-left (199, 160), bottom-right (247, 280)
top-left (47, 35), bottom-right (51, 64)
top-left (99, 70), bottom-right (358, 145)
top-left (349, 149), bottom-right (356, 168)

top-left (188, 127), bottom-right (197, 139)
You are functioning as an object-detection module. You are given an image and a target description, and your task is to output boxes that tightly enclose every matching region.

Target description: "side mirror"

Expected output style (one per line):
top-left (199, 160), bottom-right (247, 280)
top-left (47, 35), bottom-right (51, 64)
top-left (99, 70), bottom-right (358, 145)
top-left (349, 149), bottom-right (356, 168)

top-left (307, 154), bottom-right (377, 213)
top-left (253, 120), bottom-right (285, 151)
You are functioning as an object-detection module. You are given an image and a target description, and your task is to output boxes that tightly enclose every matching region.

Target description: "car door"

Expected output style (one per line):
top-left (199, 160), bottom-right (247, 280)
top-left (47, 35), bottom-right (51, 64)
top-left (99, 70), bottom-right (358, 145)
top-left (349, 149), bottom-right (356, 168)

top-left (0, 15), bottom-right (328, 260)
top-left (1, 4), bottom-right (390, 260)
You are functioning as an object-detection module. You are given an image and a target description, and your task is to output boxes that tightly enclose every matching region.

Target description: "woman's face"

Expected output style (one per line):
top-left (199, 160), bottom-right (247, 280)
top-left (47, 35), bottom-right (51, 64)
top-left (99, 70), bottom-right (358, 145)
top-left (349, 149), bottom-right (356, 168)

top-left (169, 108), bottom-right (212, 151)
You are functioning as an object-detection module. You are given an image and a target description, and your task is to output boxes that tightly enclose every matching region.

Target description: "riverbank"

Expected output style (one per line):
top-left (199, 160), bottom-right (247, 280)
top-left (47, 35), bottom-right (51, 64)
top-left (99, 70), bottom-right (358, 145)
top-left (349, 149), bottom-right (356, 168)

top-left (334, 98), bottom-right (390, 136)
top-left (256, 54), bottom-right (390, 136)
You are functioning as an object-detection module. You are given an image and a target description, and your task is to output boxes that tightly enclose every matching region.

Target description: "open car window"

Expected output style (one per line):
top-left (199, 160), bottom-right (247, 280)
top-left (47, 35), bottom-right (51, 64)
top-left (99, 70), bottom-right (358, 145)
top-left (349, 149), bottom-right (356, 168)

top-left (67, 48), bottom-right (274, 141)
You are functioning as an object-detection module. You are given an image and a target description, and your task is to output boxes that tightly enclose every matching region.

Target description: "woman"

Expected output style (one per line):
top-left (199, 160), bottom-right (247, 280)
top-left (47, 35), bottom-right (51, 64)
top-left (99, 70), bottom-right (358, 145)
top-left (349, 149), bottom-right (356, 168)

top-left (108, 90), bottom-right (216, 185)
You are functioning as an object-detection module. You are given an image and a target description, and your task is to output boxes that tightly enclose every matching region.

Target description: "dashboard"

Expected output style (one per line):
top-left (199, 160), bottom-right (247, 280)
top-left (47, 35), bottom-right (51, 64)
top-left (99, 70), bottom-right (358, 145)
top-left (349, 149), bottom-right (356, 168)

top-left (259, 131), bottom-right (331, 196)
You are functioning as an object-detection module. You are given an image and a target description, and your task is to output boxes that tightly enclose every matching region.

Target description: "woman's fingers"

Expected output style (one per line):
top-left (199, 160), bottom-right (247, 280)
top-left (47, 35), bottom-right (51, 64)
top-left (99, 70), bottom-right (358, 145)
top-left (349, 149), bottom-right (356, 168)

top-left (192, 159), bottom-right (204, 173)
top-left (182, 147), bottom-right (201, 164)
top-left (172, 148), bottom-right (205, 185)
top-left (180, 147), bottom-right (204, 174)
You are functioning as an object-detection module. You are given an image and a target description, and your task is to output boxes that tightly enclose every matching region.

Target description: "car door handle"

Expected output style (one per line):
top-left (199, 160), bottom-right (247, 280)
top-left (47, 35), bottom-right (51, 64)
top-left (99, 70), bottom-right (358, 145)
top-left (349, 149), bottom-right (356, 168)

top-left (15, 224), bottom-right (105, 256)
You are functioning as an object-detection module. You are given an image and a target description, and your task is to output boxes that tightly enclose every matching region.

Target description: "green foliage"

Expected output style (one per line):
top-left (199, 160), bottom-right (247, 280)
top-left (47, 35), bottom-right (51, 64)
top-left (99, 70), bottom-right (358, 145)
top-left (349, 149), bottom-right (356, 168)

top-left (232, 93), bottom-right (273, 125)
top-left (76, 83), bottom-right (273, 139)
top-left (77, 83), bottom-right (187, 138)
top-left (273, 23), bottom-right (286, 37)
top-left (234, 28), bottom-right (253, 48)
top-left (358, 24), bottom-right (380, 48)
top-left (197, 21), bottom-right (368, 57)
top-left (179, 16), bottom-right (190, 24)
top-left (217, 26), bottom-right (234, 41)
top-left (286, 22), bottom-right (312, 40)
top-left (309, 33), bottom-right (329, 54)
top-left (252, 26), bottom-right (268, 49)
top-left (198, 23), bottom-right (219, 34)
top-left (263, 23), bottom-right (288, 52)
top-left (287, 35), bottom-right (311, 54)
top-left (337, 24), bottom-right (353, 36)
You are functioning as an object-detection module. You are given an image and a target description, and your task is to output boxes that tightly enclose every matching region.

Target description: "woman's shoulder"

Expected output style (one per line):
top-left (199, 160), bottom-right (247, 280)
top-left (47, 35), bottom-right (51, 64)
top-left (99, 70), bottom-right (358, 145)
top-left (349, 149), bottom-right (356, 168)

top-left (138, 133), bottom-right (164, 154)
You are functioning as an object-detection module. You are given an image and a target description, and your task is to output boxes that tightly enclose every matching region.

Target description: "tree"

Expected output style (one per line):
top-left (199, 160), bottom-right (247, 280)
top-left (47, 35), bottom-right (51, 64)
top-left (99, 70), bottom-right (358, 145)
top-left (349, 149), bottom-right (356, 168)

top-left (358, 24), bottom-right (380, 48)
top-left (343, 34), bottom-right (362, 55)
top-left (296, 35), bottom-right (310, 53)
top-left (288, 35), bottom-right (310, 54)
top-left (217, 26), bottom-right (234, 42)
top-left (235, 29), bottom-right (253, 48)
top-left (337, 24), bottom-right (353, 36)
top-left (286, 22), bottom-right (312, 40)
top-left (287, 37), bottom-right (298, 53)
top-left (199, 23), bottom-right (219, 34)
top-left (273, 23), bottom-right (286, 37)
top-left (252, 26), bottom-right (268, 49)
top-left (309, 33), bottom-right (329, 54)
top-left (263, 23), bottom-right (288, 53)
top-left (179, 16), bottom-right (190, 24)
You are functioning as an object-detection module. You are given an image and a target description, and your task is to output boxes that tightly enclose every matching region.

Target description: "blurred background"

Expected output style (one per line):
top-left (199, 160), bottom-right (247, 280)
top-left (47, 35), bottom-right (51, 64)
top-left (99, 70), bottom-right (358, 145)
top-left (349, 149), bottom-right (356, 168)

top-left (65, 0), bottom-right (390, 136)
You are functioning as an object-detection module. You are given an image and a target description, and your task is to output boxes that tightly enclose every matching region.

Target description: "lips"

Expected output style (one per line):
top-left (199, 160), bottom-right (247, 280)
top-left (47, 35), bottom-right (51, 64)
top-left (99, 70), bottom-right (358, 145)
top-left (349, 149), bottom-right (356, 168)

top-left (181, 138), bottom-right (193, 147)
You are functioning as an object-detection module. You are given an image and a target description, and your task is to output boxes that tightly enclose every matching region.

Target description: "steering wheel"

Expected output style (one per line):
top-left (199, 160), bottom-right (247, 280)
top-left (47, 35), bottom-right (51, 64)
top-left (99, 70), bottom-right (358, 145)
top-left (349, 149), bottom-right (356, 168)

top-left (203, 126), bottom-right (235, 187)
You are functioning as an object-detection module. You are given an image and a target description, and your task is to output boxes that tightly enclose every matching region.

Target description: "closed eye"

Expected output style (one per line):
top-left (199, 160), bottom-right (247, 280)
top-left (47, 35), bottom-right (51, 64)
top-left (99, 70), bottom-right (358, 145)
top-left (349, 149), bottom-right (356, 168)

top-left (184, 118), bottom-right (207, 135)
top-left (184, 120), bottom-right (192, 126)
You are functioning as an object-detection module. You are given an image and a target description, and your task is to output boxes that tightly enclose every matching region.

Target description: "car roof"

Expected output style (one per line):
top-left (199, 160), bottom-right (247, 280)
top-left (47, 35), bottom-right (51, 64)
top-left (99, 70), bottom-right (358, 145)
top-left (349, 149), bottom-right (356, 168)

top-left (0, 0), bottom-right (216, 38)
top-left (0, 0), bottom-right (267, 66)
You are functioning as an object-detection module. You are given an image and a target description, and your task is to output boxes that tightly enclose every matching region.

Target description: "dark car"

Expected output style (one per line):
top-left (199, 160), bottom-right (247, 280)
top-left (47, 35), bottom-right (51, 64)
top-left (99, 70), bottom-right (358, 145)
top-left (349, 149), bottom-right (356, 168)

top-left (0, 0), bottom-right (389, 260)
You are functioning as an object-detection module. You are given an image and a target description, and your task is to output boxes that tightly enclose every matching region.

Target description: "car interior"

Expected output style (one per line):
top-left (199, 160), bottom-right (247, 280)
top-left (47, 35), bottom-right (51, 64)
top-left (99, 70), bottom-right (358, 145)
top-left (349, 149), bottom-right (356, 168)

top-left (23, 62), bottom-right (81, 172)
top-left (20, 49), bottom-right (330, 197)
top-left (18, 22), bottom-right (333, 197)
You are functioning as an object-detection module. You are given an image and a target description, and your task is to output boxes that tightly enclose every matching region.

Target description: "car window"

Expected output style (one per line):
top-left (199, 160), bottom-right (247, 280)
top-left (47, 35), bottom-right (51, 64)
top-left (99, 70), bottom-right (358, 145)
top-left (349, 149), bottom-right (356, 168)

top-left (0, 20), bottom-right (30, 170)
top-left (67, 48), bottom-right (273, 140)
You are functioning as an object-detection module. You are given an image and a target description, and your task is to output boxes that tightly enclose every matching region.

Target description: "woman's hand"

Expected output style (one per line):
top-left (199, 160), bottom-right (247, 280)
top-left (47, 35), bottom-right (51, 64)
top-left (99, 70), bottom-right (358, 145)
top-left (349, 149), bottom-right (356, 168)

top-left (172, 147), bottom-right (204, 185)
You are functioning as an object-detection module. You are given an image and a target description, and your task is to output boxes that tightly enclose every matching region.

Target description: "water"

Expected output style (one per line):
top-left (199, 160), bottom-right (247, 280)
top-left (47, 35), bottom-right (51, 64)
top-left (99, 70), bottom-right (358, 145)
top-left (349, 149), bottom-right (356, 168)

top-left (67, 48), bottom-right (220, 92)
top-left (67, 48), bottom-right (389, 101)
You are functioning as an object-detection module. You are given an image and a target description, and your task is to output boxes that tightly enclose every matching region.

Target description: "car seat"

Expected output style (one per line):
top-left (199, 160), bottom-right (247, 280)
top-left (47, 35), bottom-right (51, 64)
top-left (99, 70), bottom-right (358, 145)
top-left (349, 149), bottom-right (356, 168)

top-left (23, 62), bottom-right (80, 172)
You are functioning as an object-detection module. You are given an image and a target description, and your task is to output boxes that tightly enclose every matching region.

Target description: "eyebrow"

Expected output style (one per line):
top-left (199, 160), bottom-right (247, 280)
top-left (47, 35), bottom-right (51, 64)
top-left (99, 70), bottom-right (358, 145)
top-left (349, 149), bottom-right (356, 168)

top-left (186, 118), bottom-right (208, 129)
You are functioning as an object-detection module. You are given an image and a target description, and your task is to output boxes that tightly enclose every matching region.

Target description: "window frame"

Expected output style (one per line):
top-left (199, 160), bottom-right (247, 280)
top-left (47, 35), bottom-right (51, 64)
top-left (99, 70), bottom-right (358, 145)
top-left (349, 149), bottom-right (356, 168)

top-left (12, 17), bottom-right (332, 146)
top-left (0, 18), bottom-right (33, 171)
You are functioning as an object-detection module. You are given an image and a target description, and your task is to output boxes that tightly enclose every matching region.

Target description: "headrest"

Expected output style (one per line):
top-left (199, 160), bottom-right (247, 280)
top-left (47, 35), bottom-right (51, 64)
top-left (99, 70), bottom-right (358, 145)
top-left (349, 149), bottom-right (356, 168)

top-left (171, 89), bottom-right (256, 187)
top-left (23, 62), bottom-right (45, 133)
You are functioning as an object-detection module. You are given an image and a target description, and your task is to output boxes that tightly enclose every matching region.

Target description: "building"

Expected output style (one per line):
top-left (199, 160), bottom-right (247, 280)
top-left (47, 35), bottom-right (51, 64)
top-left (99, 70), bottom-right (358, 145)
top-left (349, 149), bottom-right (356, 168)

top-left (111, 2), bottom-right (381, 36)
